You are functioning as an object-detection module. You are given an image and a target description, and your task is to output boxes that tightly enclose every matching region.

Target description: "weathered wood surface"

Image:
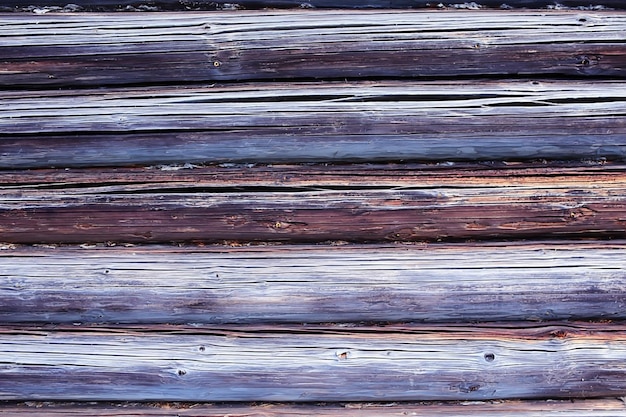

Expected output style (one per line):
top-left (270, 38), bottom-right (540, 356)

top-left (1, 323), bottom-right (626, 401)
top-left (4, 0), bottom-right (626, 11)
top-left (1, 159), bottom-right (621, 186)
top-left (1, 399), bottom-right (625, 416)
top-left (2, 11), bottom-right (625, 88)
top-left (2, 5), bottom-right (626, 413)
top-left (1, 163), bottom-right (625, 243)
top-left (1, 80), bottom-right (625, 168)
top-left (1, 160), bottom-right (620, 188)
top-left (1, 242), bottom-right (626, 324)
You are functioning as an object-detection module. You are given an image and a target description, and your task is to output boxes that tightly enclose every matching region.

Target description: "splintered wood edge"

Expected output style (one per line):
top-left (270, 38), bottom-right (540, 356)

top-left (0, 161), bottom-right (623, 190)
top-left (0, 398), bottom-right (625, 416)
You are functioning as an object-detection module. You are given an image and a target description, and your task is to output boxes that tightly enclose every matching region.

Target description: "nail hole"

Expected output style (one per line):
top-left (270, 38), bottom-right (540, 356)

top-left (578, 17), bottom-right (587, 22)
top-left (178, 369), bottom-right (187, 376)
top-left (199, 346), bottom-right (206, 352)
top-left (213, 61), bottom-right (221, 67)
top-left (104, 269), bottom-right (110, 274)
top-left (484, 353), bottom-right (495, 362)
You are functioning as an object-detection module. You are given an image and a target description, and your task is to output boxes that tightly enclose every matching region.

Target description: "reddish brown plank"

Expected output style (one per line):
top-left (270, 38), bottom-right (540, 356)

top-left (1, 398), bottom-right (625, 416)
top-left (0, 160), bottom-right (620, 189)
top-left (1, 162), bottom-right (625, 243)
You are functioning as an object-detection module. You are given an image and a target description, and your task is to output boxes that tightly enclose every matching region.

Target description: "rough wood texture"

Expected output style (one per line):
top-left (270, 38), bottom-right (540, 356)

top-left (1, 242), bottom-right (625, 324)
top-left (1, 399), bottom-right (625, 416)
top-left (4, 0), bottom-right (626, 10)
top-left (2, 80), bottom-right (625, 168)
top-left (1, 323), bottom-right (626, 401)
top-left (0, 160), bottom-right (620, 188)
top-left (1, 163), bottom-right (625, 243)
top-left (3, 5), bottom-right (626, 412)
top-left (2, 11), bottom-right (625, 88)
top-left (0, 159), bottom-right (626, 185)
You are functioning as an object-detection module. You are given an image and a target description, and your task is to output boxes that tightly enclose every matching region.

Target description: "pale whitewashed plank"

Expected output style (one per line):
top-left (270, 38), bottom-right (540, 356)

top-left (1, 323), bottom-right (625, 401)
top-left (1, 242), bottom-right (625, 324)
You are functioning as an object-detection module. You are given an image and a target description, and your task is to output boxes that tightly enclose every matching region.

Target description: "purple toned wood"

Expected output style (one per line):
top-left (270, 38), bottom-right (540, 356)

top-left (1, 80), bottom-right (624, 168)
top-left (1, 242), bottom-right (625, 324)
top-left (1, 323), bottom-right (626, 401)
top-left (1, 11), bottom-right (624, 88)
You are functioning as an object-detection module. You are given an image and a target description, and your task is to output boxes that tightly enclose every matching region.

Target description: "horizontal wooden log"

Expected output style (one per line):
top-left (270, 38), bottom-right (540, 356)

top-left (1, 160), bottom-right (620, 188)
top-left (1, 398), bottom-right (625, 416)
top-left (1, 241), bottom-right (626, 324)
top-left (4, 0), bottom-right (626, 11)
top-left (1, 323), bottom-right (626, 401)
top-left (1, 80), bottom-right (625, 168)
top-left (1, 163), bottom-right (625, 243)
top-left (2, 11), bottom-right (625, 88)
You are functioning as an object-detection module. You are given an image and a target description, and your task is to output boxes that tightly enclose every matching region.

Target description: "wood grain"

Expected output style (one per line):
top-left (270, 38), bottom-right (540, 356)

top-left (2, 5), bottom-right (626, 411)
top-left (1, 323), bottom-right (626, 401)
top-left (1, 162), bottom-right (625, 243)
top-left (1, 398), bottom-right (625, 416)
top-left (4, 0), bottom-right (626, 11)
top-left (1, 80), bottom-right (625, 168)
top-left (1, 242), bottom-right (626, 324)
top-left (2, 11), bottom-right (625, 88)
top-left (0, 160), bottom-right (621, 188)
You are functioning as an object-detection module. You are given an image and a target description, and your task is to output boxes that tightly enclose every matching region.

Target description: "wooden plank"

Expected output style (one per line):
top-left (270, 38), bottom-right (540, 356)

top-left (1, 162), bottom-right (625, 243)
top-left (1, 160), bottom-right (621, 189)
top-left (4, 0), bottom-right (626, 11)
top-left (1, 80), bottom-right (625, 168)
top-left (1, 398), bottom-right (625, 416)
top-left (1, 242), bottom-right (626, 324)
top-left (2, 11), bottom-right (625, 88)
top-left (1, 323), bottom-right (626, 401)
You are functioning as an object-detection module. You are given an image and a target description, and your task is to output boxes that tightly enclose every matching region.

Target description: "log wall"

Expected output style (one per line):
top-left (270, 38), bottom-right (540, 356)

top-left (1, 6), bottom-right (626, 416)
